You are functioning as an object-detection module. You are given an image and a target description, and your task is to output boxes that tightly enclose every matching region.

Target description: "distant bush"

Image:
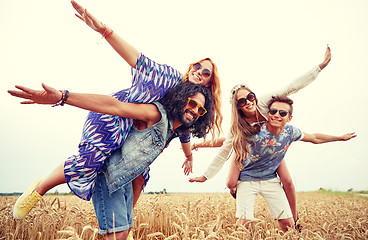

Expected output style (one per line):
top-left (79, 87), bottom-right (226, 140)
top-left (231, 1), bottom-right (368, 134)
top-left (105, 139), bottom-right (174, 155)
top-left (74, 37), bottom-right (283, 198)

top-left (146, 188), bottom-right (167, 195)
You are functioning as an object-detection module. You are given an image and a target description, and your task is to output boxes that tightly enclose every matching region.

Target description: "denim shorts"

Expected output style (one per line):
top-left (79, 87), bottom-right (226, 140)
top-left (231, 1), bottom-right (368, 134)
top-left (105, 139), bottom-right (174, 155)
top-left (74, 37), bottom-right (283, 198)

top-left (92, 171), bottom-right (134, 235)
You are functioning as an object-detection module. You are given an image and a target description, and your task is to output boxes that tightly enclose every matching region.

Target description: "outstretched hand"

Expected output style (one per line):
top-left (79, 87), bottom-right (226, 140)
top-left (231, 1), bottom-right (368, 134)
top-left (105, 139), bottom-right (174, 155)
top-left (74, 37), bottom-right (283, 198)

top-left (182, 158), bottom-right (193, 175)
top-left (318, 44), bottom-right (331, 70)
top-left (341, 132), bottom-right (357, 141)
top-left (71, 0), bottom-right (105, 34)
top-left (8, 83), bottom-right (62, 105)
top-left (189, 176), bottom-right (207, 183)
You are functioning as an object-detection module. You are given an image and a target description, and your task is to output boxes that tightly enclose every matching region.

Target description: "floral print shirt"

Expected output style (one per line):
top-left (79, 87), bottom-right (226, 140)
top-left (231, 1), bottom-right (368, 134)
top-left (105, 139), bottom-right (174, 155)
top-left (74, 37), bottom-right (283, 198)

top-left (239, 123), bottom-right (303, 181)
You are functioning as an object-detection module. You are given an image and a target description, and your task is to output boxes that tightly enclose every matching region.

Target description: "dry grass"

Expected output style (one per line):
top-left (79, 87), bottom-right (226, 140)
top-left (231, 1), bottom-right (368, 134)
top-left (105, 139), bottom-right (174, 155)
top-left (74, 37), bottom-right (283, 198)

top-left (1, 192), bottom-right (367, 239)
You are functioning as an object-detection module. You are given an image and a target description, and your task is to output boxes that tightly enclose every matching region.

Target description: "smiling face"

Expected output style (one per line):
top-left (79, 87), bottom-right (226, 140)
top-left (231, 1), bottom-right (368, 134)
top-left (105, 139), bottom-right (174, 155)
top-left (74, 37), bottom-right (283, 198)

top-left (267, 101), bottom-right (292, 130)
top-left (187, 60), bottom-right (213, 87)
top-left (180, 92), bottom-right (206, 127)
top-left (236, 89), bottom-right (257, 116)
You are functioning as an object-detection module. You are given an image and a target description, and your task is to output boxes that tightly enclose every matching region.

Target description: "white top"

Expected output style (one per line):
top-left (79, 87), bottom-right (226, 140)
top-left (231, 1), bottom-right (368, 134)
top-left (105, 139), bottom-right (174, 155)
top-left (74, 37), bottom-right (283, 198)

top-left (203, 66), bottom-right (321, 179)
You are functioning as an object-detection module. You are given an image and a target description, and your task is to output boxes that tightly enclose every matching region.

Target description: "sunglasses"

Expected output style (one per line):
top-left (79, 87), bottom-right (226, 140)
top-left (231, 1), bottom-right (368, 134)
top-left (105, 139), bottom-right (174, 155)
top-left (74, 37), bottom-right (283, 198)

top-left (269, 108), bottom-right (289, 117)
top-left (236, 92), bottom-right (256, 108)
top-left (192, 62), bottom-right (212, 78)
top-left (187, 97), bottom-right (207, 116)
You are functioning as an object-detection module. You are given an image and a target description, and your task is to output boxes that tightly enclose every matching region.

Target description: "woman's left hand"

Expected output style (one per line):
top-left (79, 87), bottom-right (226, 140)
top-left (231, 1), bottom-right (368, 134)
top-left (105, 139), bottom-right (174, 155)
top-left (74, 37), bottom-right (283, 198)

top-left (319, 44), bottom-right (331, 70)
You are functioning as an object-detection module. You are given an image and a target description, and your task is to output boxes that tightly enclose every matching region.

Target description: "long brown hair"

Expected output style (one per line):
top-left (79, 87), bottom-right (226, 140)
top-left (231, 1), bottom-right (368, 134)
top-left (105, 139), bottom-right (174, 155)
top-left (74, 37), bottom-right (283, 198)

top-left (182, 58), bottom-right (222, 138)
top-left (230, 84), bottom-right (261, 169)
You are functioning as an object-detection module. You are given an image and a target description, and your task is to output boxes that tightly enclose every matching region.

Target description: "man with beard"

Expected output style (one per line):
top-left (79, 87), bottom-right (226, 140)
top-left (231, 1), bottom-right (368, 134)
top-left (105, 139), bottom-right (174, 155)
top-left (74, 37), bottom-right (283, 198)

top-left (8, 81), bottom-right (214, 240)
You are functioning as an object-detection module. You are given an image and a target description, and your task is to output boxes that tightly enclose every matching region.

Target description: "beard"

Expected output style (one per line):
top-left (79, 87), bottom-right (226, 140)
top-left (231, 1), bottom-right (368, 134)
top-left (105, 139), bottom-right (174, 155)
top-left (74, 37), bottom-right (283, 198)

top-left (179, 109), bottom-right (198, 127)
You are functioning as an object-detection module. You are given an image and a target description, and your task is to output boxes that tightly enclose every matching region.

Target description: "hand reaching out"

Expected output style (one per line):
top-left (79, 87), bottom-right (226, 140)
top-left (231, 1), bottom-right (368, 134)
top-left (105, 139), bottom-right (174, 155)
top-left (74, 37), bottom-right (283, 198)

top-left (8, 83), bottom-right (62, 105)
top-left (189, 176), bottom-right (207, 183)
top-left (340, 132), bottom-right (357, 141)
top-left (71, 0), bottom-right (105, 34)
top-left (71, 0), bottom-right (139, 67)
top-left (318, 44), bottom-right (331, 70)
top-left (182, 158), bottom-right (193, 175)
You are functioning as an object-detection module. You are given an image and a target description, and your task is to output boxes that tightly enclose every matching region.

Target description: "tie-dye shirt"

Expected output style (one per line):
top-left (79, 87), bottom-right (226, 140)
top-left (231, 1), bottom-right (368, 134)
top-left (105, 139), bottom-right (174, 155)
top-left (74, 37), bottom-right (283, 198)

top-left (239, 123), bottom-right (303, 181)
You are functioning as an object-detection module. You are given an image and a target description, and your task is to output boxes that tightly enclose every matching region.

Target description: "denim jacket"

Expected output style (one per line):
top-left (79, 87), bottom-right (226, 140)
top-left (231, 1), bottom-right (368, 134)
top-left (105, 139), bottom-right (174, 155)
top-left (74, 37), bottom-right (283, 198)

top-left (101, 102), bottom-right (175, 194)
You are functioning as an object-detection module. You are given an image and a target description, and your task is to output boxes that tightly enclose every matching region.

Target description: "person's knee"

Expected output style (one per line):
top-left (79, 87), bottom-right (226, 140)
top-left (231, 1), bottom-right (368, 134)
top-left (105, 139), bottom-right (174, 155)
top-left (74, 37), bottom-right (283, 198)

top-left (106, 229), bottom-right (129, 240)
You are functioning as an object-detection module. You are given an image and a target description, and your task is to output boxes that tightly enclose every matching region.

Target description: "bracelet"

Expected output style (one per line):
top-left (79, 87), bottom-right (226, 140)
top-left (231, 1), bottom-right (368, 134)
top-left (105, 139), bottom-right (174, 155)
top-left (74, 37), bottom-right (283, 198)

top-left (60, 90), bottom-right (69, 106)
top-left (185, 153), bottom-right (193, 158)
top-left (104, 30), bottom-right (114, 39)
top-left (101, 25), bottom-right (108, 37)
top-left (97, 23), bottom-right (113, 43)
top-left (52, 90), bottom-right (64, 107)
top-left (52, 90), bottom-right (69, 107)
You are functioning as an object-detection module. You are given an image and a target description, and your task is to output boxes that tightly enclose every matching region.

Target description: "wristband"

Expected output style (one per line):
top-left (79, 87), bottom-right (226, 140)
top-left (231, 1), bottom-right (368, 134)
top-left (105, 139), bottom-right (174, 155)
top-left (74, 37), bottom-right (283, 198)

top-left (60, 90), bottom-right (69, 106)
top-left (52, 90), bottom-right (69, 107)
top-left (185, 153), bottom-right (193, 159)
top-left (104, 30), bottom-right (114, 39)
top-left (98, 23), bottom-right (113, 43)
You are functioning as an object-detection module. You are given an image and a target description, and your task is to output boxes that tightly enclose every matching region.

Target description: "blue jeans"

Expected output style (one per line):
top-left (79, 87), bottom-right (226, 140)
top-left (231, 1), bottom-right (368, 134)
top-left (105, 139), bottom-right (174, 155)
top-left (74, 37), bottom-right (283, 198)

top-left (92, 171), bottom-right (133, 235)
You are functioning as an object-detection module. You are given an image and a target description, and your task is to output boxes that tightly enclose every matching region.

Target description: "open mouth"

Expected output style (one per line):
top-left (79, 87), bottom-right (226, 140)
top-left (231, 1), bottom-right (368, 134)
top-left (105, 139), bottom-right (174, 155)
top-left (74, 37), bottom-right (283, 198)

top-left (185, 109), bottom-right (198, 120)
top-left (245, 103), bottom-right (254, 110)
top-left (191, 73), bottom-right (201, 82)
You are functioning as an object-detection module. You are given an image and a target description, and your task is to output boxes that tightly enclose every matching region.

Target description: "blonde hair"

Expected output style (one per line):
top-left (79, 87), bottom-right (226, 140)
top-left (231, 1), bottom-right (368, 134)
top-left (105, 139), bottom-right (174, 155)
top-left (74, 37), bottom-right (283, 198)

top-left (230, 84), bottom-right (261, 169)
top-left (182, 58), bottom-right (222, 138)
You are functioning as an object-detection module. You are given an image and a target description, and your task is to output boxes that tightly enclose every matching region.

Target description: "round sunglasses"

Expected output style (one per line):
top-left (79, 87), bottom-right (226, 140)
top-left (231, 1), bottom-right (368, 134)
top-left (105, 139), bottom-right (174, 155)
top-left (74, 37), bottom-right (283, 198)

top-left (269, 108), bottom-right (289, 117)
top-left (187, 97), bottom-right (207, 116)
top-left (192, 62), bottom-right (212, 78)
top-left (236, 92), bottom-right (256, 108)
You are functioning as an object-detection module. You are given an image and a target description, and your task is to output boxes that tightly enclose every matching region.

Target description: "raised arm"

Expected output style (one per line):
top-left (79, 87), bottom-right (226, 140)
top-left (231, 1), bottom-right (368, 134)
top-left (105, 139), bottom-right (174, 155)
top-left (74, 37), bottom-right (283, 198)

top-left (261, 45), bottom-right (332, 104)
top-left (318, 45), bottom-right (332, 70)
top-left (301, 132), bottom-right (356, 144)
top-left (71, 0), bottom-right (139, 68)
top-left (8, 83), bottom-right (160, 124)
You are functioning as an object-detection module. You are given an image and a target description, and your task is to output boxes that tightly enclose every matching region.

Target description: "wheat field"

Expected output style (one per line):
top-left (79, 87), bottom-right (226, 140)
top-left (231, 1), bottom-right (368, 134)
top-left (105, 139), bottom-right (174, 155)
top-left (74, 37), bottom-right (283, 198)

top-left (1, 192), bottom-right (367, 239)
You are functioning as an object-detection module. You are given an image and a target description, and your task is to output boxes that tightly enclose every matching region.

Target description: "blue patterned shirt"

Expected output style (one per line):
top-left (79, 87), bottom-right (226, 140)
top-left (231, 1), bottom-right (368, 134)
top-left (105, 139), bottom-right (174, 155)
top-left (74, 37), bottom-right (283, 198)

top-left (239, 123), bottom-right (303, 181)
top-left (64, 53), bottom-right (183, 200)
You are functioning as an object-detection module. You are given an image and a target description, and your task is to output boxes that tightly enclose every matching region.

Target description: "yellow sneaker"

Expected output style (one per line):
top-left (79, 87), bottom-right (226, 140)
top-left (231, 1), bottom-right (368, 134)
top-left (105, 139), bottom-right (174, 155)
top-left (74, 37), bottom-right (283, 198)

top-left (127, 231), bottom-right (134, 240)
top-left (13, 178), bottom-right (43, 219)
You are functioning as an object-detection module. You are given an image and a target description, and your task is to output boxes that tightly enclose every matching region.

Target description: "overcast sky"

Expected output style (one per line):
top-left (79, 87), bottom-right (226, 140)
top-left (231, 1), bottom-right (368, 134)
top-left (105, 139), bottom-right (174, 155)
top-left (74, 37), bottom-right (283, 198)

top-left (1, 0), bottom-right (367, 194)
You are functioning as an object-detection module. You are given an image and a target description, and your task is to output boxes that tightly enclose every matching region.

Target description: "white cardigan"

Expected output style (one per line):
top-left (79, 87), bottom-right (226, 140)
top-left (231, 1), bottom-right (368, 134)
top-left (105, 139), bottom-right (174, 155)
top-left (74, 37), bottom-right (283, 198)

top-left (203, 66), bottom-right (321, 179)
